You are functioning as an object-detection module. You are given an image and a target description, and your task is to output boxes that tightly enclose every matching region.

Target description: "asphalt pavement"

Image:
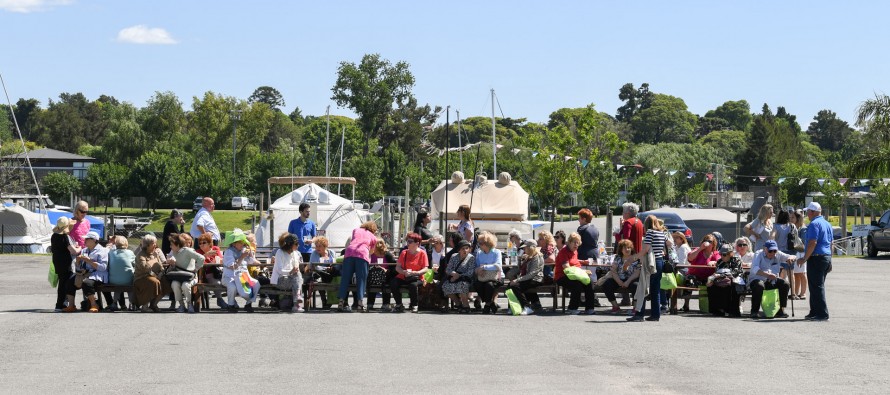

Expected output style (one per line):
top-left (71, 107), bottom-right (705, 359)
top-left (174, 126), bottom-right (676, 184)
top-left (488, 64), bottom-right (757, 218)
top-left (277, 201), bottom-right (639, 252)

top-left (1, 254), bottom-right (889, 394)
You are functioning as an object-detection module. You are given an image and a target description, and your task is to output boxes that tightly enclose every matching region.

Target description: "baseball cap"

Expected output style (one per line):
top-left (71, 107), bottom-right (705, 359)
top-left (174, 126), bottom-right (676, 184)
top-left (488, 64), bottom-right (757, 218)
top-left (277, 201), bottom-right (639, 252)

top-left (520, 239), bottom-right (537, 249)
top-left (85, 231), bottom-right (100, 240)
top-left (806, 202), bottom-right (822, 212)
top-left (764, 240), bottom-right (778, 251)
top-left (719, 244), bottom-right (733, 255)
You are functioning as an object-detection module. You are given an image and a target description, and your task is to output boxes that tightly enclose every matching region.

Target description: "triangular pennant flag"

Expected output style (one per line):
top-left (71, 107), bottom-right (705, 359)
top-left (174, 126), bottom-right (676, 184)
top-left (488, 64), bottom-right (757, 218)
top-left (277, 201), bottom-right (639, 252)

top-left (883, 178), bottom-right (890, 185)
top-left (652, 168), bottom-right (661, 175)
top-left (668, 170), bottom-right (678, 176)
top-left (495, 144), bottom-right (504, 150)
top-left (687, 172), bottom-right (696, 179)
top-left (799, 178), bottom-right (808, 186)
top-left (599, 161), bottom-right (607, 165)
top-left (758, 176), bottom-right (767, 183)
top-left (581, 159), bottom-right (590, 168)
top-left (838, 178), bottom-right (848, 186)
top-left (532, 151), bottom-right (538, 158)
top-left (564, 156), bottom-right (573, 162)
top-left (617, 164), bottom-right (625, 171)
top-left (706, 173), bottom-right (714, 181)
top-left (817, 179), bottom-right (825, 186)
top-left (548, 154), bottom-right (555, 161)
top-left (753, 177), bottom-right (758, 182)
top-left (511, 148), bottom-right (521, 155)
top-left (777, 177), bottom-right (786, 184)
top-left (859, 179), bottom-right (870, 186)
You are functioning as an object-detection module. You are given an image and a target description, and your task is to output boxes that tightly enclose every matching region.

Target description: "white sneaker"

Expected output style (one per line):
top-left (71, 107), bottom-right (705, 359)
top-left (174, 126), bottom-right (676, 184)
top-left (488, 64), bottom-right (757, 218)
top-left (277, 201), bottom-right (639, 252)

top-left (176, 306), bottom-right (185, 313)
top-left (521, 307), bottom-right (534, 316)
top-left (292, 305), bottom-right (304, 313)
top-left (565, 309), bottom-right (581, 315)
top-left (411, 306), bottom-right (419, 313)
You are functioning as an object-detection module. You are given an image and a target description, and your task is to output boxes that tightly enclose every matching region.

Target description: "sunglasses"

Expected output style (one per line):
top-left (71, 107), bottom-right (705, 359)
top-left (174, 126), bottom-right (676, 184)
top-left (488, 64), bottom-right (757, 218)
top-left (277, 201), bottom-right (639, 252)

top-left (736, 244), bottom-right (748, 247)
top-left (78, 209), bottom-right (88, 214)
top-left (767, 250), bottom-right (778, 254)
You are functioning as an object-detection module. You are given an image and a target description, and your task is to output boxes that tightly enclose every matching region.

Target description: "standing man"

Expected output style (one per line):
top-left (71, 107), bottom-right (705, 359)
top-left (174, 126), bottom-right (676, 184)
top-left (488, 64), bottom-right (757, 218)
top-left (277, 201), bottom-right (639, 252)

top-left (190, 198), bottom-right (220, 246)
top-left (616, 202), bottom-right (644, 253)
top-left (288, 203), bottom-right (316, 263)
top-left (69, 201), bottom-right (91, 248)
top-left (800, 202), bottom-right (833, 321)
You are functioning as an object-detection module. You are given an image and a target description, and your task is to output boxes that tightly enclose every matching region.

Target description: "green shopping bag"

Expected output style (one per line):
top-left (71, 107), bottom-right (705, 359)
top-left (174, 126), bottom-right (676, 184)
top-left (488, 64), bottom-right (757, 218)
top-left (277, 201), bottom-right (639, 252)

top-left (661, 272), bottom-right (677, 290)
top-left (564, 266), bottom-right (591, 285)
top-left (505, 289), bottom-right (522, 316)
top-left (325, 276), bottom-right (341, 305)
top-left (423, 269), bottom-right (434, 284)
top-left (676, 273), bottom-right (685, 286)
top-left (48, 264), bottom-right (59, 288)
top-left (761, 288), bottom-right (780, 318)
top-left (698, 286), bottom-right (709, 313)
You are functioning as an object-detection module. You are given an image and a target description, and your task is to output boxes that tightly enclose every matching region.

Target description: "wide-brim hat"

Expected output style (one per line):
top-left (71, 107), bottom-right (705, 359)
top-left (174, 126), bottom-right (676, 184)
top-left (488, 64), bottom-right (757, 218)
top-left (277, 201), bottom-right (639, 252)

top-left (224, 228), bottom-right (249, 246)
top-left (53, 217), bottom-right (70, 234)
top-left (456, 240), bottom-right (471, 249)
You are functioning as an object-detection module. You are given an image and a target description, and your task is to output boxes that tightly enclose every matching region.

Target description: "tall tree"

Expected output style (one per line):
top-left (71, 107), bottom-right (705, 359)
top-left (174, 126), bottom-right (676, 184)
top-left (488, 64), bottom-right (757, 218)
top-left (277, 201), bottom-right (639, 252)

top-left (248, 86), bottom-right (285, 111)
top-left (630, 94), bottom-right (698, 144)
top-left (705, 100), bottom-right (752, 132)
top-left (737, 104), bottom-right (804, 183)
top-left (806, 109), bottom-right (854, 151)
top-left (384, 96), bottom-right (441, 159)
top-left (848, 94), bottom-right (890, 177)
top-left (331, 53), bottom-right (415, 156)
top-left (616, 82), bottom-right (654, 122)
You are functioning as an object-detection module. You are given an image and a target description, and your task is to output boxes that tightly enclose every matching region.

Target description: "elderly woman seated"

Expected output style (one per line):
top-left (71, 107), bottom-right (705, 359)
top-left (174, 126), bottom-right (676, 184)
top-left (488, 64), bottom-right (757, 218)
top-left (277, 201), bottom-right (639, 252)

top-left (222, 229), bottom-right (261, 313)
top-left (390, 232), bottom-right (429, 313)
top-left (555, 232), bottom-right (596, 315)
top-left (706, 244), bottom-right (745, 317)
top-left (133, 234), bottom-right (167, 313)
top-left (442, 240), bottom-right (475, 313)
top-left (165, 233), bottom-right (206, 313)
top-left (63, 231), bottom-right (109, 313)
top-left (474, 231), bottom-right (504, 314)
top-left (107, 236), bottom-right (135, 312)
top-left (506, 239), bottom-right (545, 315)
top-left (601, 239), bottom-right (640, 314)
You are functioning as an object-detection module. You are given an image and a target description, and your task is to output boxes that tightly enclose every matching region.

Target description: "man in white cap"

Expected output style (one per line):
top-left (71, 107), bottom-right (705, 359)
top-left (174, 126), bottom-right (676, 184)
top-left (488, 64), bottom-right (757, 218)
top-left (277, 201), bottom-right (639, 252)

top-left (800, 202), bottom-right (832, 321)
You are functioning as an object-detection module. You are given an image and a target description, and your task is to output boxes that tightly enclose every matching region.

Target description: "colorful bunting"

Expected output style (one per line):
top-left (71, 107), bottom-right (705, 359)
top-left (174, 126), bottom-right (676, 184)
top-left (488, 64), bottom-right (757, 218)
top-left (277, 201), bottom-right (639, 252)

top-left (510, 148), bottom-right (521, 155)
top-left (706, 173), bottom-right (714, 181)
top-left (548, 154), bottom-right (555, 161)
top-left (687, 172), bottom-right (696, 179)
top-left (817, 179), bottom-right (826, 186)
top-left (758, 176), bottom-right (767, 183)
top-left (652, 168), bottom-right (661, 175)
top-left (532, 151), bottom-right (538, 158)
top-left (799, 178), bottom-right (808, 186)
top-left (777, 177), bottom-right (786, 184)
top-left (838, 178), bottom-right (848, 186)
top-left (668, 170), bottom-right (678, 176)
top-left (617, 164), bottom-right (625, 170)
top-left (581, 159), bottom-right (590, 168)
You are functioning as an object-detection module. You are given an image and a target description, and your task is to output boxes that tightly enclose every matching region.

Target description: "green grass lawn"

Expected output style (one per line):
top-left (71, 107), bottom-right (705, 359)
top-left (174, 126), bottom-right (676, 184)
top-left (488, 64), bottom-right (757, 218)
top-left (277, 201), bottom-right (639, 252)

top-left (93, 206), bottom-right (262, 234)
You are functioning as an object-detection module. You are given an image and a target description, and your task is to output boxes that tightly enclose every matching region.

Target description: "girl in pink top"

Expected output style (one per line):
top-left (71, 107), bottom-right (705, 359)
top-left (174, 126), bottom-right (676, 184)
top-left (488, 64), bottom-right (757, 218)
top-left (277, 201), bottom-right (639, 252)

top-left (338, 221), bottom-right (379, 312)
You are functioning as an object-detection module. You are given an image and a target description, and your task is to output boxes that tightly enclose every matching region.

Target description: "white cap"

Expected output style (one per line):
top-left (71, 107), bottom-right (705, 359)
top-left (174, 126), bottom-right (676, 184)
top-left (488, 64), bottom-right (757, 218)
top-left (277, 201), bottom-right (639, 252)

top-left (85, 231), bottom-right (100, 240)
top-left (806, 202), bottom-right (822, 212)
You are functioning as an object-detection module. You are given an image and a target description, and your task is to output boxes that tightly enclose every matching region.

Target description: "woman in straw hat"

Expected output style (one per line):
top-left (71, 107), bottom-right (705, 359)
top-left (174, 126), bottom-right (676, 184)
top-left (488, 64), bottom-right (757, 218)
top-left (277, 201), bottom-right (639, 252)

top-left (222, 228), bottom-right (260, 312)
top-left (51, 217), bottom-right (80, 312)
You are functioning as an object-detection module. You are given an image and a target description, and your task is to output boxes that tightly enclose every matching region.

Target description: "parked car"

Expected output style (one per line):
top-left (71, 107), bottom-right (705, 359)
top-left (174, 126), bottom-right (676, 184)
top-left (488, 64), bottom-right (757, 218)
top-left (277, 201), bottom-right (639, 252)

top-left (867, 210), bottom-right (890, 257)
top-left (682, 203), bottom-right (702, 209)
top-left (638, 211), bottom-right (694, 244)
top-left (193, 197), bottom-right (203, 212)
top-left (231, 196), bottom-right (256, 210)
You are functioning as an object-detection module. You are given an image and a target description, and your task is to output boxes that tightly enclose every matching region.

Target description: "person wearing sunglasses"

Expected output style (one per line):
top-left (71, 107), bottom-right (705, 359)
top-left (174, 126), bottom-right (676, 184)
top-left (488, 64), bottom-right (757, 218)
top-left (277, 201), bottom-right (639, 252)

top-left (69, 201), bottom-right (91, 248)
top-left (390, 233), bottom-right (428, 313)
top-left (748, 240), bottom-right (796, 319)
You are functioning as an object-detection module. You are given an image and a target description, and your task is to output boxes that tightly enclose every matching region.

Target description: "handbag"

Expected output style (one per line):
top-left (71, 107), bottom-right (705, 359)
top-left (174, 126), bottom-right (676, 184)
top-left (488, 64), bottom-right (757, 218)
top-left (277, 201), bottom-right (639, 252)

top-left (165, 266), bottom-right (195, 282)
top-left (789, 225), bottom-right (805, 252)
top-left (367, 266), bottom-right (387, 286)
top-left (660, 271), bottom-right (678, 290)
top-left (48, 264), bottom-right (59, 288)
top-left (74, 271), bottom-right (87, 288)
top-left (476, 269), bottom-right (499, 283)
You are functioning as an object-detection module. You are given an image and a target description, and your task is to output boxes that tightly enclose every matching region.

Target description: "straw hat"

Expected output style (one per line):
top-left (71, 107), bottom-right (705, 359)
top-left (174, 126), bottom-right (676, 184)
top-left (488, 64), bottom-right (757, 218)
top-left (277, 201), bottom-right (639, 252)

top-left (53, 217), bottom-right (70, 234)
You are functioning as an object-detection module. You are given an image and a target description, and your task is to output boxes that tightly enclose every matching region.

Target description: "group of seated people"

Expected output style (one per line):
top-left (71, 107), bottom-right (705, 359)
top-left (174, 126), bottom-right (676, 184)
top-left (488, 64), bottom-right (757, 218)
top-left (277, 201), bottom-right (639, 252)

top-left (51, 217), bottom-right (802, 320)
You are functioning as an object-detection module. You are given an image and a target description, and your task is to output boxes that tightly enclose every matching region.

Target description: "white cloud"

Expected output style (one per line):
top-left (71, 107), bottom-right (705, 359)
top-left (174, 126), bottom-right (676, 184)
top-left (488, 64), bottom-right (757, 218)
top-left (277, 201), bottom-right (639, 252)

top-left (0, 0), bottom-right (73, 13)
top-left (116, 25), bottom-right (178, 45)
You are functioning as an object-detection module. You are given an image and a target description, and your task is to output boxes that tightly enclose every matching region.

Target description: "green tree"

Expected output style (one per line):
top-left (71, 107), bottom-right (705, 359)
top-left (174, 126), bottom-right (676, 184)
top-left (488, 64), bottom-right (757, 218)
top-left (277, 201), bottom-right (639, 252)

top-left (84, 163), bottom-right (130, 211)
top-left (381, 145), bottom-right (408, 197)
top-left (139, 91), bottom-right (185, 142)
top-left (344, 155), bottom-right (384, 203)
top-left (300, 115), bottom-right (363, 177)
top-left (705, 100), bottom-right (752, 132)
top-left (132, 151), bottom-right (185, 210)
top-left (31, 93), bottom-right (108, 151)
top-left (385, 96), bottom-right (441, 159)
top-left (630, 94), bottom-right (698, 144)
top-left (775, 161), bottom-right (828, 207)
top-left (807, 109), bottom-right (854, 151)
top-left (628, 173), bottom-right (668, 211)
top-left (738, 104), bottom-right (804, 182)
top-left (100, 102), bottom-right (148, 165)
top-left (848, 94), bottom-right (890, 177)
top-left (331, 53), bottom-right (415, 156)
top-left (248, 86), bottom-right (285, 111)
top-left (0, 105), bottom-right (11, 141)
top-left (12, 98), bottom-right (41, 140)
top-left (701, 129), bottom-right (747, 166)
top-left (817, 180), bottom-right (846, 217)
top-left (41, 171), bottom-right (81, 203)
top-left (616, 82), bottom-right (654, 122)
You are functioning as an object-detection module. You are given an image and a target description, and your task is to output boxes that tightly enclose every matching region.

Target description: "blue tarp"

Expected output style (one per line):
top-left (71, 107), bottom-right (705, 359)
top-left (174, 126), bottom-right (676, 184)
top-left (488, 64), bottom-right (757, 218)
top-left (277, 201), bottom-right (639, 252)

top-left (37, 209), bottom-right (105, 236)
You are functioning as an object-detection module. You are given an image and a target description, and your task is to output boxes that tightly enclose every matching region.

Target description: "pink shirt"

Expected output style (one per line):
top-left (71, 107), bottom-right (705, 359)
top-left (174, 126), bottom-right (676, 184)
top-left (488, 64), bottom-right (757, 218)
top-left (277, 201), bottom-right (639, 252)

top-left (687, 248), bottom-right (720, 281)
top-left (71, 218), bottom-right (90, 248)
top-left (345, 228), bottom-right (376, 263)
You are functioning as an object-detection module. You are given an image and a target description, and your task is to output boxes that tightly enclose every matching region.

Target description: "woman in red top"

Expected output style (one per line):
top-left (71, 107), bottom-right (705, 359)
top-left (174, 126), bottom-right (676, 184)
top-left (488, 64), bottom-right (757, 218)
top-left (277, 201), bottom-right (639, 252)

top-left (687, 234), bottom-right (720, 283)
top-left (555, 232), bottom-right (596, 315)
top-left (390, 233), bottom-right (429, 313)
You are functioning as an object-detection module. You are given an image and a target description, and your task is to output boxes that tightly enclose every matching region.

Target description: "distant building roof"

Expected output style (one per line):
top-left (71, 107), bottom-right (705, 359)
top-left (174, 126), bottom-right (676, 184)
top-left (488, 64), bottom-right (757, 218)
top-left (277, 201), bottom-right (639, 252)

top-left (1, 148), bottom-right (95, 161)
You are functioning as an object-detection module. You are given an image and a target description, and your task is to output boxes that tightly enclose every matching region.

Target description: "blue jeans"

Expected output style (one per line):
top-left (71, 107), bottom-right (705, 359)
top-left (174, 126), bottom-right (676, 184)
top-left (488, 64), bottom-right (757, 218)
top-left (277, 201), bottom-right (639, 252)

top-left (648, 257), bottom-right (664, 318)
top-left (338, 257), bottom-right (369, 303)
top-left (807, 255), bottom-right (831, 318)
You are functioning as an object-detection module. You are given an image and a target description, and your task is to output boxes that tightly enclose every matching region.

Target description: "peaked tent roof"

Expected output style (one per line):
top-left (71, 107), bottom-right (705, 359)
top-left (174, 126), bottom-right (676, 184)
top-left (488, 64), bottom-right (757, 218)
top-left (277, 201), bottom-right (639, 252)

top-left (1, 148), bottom-right (95, 161)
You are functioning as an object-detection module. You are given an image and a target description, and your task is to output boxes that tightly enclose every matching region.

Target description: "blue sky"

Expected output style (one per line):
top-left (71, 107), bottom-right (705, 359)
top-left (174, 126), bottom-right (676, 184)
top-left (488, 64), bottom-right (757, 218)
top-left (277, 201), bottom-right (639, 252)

top-left (2, 0), bottom-right (888, 127)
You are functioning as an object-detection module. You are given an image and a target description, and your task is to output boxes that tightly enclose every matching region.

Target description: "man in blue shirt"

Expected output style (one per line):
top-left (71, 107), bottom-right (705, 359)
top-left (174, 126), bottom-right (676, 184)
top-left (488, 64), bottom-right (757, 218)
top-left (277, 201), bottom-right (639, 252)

top-left (288, 203), bottom-right (316, 262)
top-left (749, 240), bottom-right (796, 319)
top-left (800, 202), bottom-right (833, 321)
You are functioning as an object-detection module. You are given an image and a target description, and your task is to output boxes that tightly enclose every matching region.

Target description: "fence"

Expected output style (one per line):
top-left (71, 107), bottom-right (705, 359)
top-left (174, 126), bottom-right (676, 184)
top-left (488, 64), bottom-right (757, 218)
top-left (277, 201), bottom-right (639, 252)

top-left (0, 224), bottom-right (45, 254)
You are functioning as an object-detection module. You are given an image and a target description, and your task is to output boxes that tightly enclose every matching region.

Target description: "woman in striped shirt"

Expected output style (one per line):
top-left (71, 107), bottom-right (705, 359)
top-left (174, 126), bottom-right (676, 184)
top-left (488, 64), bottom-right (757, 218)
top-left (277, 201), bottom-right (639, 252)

top-left (628, 215), bottom-right (672, 322)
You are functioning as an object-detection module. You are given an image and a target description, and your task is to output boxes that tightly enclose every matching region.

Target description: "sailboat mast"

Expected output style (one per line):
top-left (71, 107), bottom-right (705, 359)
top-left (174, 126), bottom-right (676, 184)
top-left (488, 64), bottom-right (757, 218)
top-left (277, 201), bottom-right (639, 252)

top-left (337, 126), bottom-right (345, 196)
top-left (456, 110), bottom-right (463, 173)
top-left (0, 72), bottom-right (41, 200)
top-left (491, 89), bottom-right (496, 178)
top-left (325, 105), bottom-right (331, 178)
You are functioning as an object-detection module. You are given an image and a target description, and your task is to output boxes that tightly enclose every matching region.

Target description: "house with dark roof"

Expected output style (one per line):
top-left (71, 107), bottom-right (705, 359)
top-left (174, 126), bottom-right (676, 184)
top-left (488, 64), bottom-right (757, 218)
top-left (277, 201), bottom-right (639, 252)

top-left (1, 148), bottom-right (96, 181)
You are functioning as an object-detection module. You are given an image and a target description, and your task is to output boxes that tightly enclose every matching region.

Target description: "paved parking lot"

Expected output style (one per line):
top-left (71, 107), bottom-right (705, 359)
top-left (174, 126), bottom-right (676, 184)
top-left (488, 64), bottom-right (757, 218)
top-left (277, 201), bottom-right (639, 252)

top-left (1, 254), bottom-right (888, 394)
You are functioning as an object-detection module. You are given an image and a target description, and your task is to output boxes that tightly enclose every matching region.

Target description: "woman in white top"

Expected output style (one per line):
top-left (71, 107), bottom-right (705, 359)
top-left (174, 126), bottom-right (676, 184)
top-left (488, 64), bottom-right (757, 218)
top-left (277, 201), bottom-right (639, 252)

top-left (790, 209), bottom-right (808, 300)
top-left (744, 204), bottom-right (774, 251)
top-left (165, 233), bottom-right (206, 313)
top-left (428, 234), bottom-right (445, 269)
top-left (273, 233), bottom-right (304, 313)
top-left (222, 229), bottom-right (260, 312)
top-left (733, 237), bottom-right (755, 268)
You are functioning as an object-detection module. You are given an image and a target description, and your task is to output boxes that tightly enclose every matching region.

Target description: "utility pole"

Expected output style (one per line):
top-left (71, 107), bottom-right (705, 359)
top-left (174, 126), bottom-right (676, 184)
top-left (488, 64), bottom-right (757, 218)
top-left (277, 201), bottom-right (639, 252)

top-left (231, 109), bottom-right (242, 193)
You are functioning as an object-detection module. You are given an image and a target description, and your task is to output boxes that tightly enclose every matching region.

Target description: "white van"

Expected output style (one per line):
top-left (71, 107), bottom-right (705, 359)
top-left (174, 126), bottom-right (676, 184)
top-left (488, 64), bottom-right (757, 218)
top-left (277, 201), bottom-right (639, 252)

top-left (231, 196), bottom-right (256, 210)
